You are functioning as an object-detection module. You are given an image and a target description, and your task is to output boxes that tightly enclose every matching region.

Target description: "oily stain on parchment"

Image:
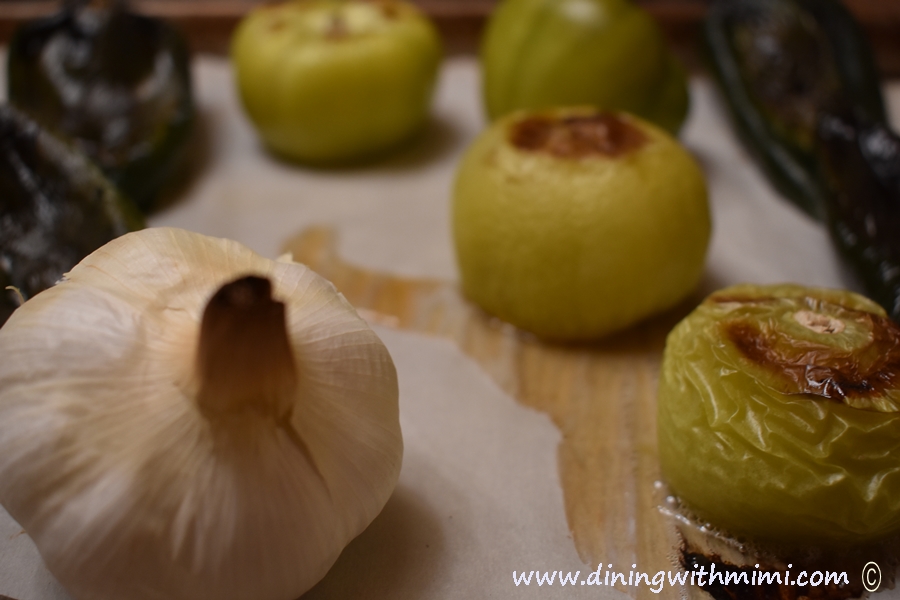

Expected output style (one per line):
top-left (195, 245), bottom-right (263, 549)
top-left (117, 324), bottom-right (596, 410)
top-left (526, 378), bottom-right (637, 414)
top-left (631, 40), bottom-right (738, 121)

top-left (284, 227), bottom-right (694, 600)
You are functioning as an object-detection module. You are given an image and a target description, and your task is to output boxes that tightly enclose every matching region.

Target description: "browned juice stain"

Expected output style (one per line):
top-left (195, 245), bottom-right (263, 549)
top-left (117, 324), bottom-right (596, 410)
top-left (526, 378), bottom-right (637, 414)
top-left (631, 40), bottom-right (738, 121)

top-left (284, 227), bottom-right (693, 600)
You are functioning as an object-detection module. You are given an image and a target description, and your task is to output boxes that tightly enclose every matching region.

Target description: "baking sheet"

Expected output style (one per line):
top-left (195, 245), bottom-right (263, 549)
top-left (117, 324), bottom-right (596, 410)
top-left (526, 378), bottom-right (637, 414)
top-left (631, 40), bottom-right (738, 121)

top-left (1, 51), bottom-right (899, 600)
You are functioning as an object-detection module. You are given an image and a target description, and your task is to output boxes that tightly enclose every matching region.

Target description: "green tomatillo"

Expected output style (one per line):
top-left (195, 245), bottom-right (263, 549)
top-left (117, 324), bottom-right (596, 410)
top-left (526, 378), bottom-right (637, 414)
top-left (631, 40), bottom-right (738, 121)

top-left (232, 0), bottom-right (442, 164)
top-left (658, 284), bottom-right (900, 546)
top-left (481, 0), bottom-right (689, 134)
top-left (452, 107), bottom-right (709, 340)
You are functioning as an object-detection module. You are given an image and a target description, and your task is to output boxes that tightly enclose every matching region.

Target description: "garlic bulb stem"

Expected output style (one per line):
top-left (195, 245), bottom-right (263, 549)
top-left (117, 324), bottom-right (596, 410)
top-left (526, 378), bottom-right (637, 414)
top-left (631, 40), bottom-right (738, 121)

top-left (195, 275), bottom-right (298, 420)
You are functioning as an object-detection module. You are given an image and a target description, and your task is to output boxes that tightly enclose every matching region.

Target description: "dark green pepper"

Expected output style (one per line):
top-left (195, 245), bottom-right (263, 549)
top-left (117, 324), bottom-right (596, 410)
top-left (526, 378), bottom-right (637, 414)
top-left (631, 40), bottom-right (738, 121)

top-left (7, 0), bottom-right (194, 213)
top-left (0, 104), bottom-right (143, 325)
top-left (706, 0), bottom-right (900, 321)
top-left (704, 0), bottom-right (885, 220)
top-left (817, 112), bottom-right (900, 320)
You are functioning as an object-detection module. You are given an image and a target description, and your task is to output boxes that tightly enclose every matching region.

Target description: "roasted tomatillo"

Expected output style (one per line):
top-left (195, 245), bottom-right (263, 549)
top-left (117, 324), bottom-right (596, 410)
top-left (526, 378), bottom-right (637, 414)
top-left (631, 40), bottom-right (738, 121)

top-left (453, 108), bottom-right (709, 340)
top-left (481, 0), bottom-right (689, 134)
top-left (232, 0), bottom-right (442, 163)
top-left (659, 284), bottom-right (900, 546)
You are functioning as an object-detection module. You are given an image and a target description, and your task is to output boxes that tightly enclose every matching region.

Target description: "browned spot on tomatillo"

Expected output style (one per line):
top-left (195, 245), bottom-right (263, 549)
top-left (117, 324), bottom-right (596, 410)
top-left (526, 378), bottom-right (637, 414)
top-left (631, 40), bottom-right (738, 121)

top-left (325, 13), bottom-right (349, 39)
top-left (509, 113), bottom-right (647, 158)
top-left (724, 308), bottom-right (900, 406)
top-left (380, 1), bottom-right (400, 19)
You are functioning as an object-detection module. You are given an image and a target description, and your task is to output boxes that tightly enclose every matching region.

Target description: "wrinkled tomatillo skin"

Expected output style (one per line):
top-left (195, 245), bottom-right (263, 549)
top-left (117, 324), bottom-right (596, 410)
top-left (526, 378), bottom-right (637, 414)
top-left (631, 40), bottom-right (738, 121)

top-left (658, 283), bottom-right (900, 545)
top-left (453, 108), bottom-right (709, 340)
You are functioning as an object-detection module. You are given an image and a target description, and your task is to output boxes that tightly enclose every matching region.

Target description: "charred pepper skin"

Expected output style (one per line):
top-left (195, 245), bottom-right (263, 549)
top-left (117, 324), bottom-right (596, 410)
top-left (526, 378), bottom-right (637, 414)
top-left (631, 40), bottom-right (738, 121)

top-left (817, 114), bottom-right (900, 321)
top-left (7, 1), bottom-right (194, 213)
top-left (0, 104), bottom-right (143, 325)
top-left (705, 0), bottom-right (900, 321)
top-left (704, 0), bottom-right (886, 220)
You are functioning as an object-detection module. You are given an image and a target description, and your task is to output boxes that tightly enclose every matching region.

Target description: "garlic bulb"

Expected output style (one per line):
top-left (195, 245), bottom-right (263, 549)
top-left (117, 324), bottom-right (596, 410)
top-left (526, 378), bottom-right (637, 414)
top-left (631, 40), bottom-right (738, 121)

top-left (0, 228), bottom-right (402, 600)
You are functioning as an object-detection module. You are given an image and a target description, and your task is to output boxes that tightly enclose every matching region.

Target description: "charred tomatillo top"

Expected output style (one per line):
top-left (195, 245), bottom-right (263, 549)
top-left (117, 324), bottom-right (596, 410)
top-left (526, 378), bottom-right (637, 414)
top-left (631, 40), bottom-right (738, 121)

top-left (482, 0), bottom-right (689, 134)
top-left (232, 0), bottom-right (442, 164)
top-left (659, 284), bottom-right (900, 546)
top-left (452, 108), bottom-right (709, 340)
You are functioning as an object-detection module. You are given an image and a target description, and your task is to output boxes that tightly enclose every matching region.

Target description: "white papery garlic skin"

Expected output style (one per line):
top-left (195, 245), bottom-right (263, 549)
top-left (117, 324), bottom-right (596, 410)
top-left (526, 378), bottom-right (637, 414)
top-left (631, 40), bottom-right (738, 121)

top-left (0, 228), bottom-right (402, 600)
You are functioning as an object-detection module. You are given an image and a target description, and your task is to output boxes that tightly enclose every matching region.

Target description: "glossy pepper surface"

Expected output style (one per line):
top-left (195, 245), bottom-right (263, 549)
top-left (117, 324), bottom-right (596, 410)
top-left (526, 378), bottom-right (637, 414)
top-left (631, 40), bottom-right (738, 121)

top-left (704, 0), bottom-right (885, 220)
top-left (658, 284), bottom-right (900, 546)
top-left (817, 114), bottom-right (900, 320)
top-left (0, 104), bottom-right (143, 325)
top-left (7, 0), bottom-right (194, 213)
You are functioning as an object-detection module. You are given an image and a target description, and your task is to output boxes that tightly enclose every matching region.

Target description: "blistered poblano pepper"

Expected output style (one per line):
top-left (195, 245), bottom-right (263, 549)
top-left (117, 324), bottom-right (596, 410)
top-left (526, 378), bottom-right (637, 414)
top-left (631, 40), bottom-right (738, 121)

top-left (0, 104), bottom-right (143, 325)
top-left (658, 284), bottom-right (900, 546)
top-left (705, 0), bottom-right (900, 322)
top-left (817, 113), bottom-right (900, 321)
top-left (704, 0), bottom-right (885, 220)
top-left (7, 0), bottom-right (194, 213)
